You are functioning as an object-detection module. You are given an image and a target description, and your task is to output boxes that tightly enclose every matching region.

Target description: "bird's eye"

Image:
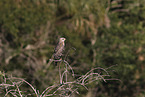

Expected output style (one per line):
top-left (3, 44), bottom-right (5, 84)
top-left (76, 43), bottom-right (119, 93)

top-left (60, 38), bottom-right (65, 41)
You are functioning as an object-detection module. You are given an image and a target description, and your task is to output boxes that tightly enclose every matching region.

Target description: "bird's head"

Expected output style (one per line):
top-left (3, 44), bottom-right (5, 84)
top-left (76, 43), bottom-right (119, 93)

top-left (59, 38), bottom-right (66, 42)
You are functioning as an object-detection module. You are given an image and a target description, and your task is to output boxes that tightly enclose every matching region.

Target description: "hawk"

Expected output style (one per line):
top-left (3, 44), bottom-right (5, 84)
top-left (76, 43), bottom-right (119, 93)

top-left (54, 37), bottom-right (66, 65)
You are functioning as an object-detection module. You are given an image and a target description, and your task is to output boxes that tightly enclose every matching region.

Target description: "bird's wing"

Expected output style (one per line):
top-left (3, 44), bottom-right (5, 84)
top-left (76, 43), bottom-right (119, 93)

top-left (54, 42), bottom-right (63, 53)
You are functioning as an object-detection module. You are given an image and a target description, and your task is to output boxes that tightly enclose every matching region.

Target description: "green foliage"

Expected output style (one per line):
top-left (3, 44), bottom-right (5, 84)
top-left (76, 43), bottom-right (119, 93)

top-left (0, 0), bottom-right (145, 96)
top-left (0, 0), bottom-right (51, 48)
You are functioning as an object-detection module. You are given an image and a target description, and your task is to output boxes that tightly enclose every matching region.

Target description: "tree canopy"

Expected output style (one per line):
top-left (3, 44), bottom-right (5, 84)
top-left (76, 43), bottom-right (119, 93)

top-left (0, 0), bottom-right (145, 96)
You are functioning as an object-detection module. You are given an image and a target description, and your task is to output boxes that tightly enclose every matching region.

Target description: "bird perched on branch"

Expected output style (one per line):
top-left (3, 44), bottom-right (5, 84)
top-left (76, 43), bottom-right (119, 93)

top-left (54, 37), bottom-right (66, 65)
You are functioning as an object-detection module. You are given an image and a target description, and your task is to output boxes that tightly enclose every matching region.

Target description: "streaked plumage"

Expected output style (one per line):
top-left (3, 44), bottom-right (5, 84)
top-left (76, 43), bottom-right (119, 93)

top-left (54, 38), bottom-right (66, 65)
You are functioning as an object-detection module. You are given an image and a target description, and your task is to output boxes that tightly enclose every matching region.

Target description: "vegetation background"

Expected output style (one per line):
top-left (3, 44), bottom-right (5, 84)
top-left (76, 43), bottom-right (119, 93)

top-left (0, 0), bottom-right (145, 96)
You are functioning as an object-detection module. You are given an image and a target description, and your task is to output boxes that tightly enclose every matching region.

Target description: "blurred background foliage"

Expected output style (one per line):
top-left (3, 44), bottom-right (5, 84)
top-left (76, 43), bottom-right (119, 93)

top-left (0, 0), bottom-right (145, 96)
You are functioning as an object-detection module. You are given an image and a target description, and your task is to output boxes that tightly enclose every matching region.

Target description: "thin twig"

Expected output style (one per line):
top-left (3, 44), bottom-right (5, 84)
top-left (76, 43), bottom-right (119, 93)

top-left (15, 83), bottom-right (22, 97)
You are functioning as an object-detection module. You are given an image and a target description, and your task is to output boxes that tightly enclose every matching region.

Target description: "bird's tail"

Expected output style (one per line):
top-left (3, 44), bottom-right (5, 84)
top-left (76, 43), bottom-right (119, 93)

top-left (54, 61), bottom-right (58, 66)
